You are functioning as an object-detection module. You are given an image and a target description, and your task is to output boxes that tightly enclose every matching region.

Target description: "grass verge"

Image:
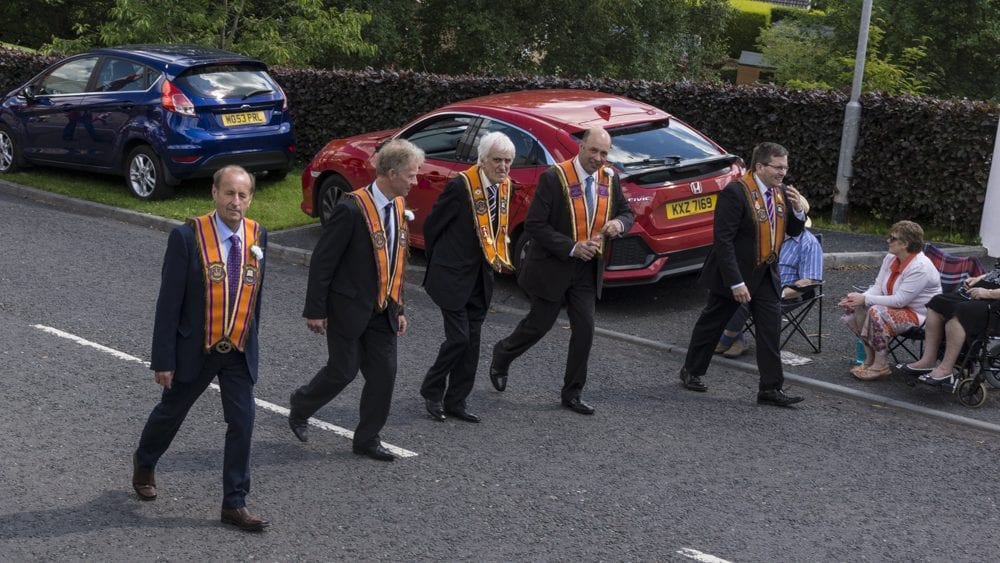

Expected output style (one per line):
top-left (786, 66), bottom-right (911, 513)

top-left (2, 166), bottom-right (317, 231)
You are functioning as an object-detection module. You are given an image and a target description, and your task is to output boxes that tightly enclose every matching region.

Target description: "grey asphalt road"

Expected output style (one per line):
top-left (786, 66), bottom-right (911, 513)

top-left (2, 187), bottom-right (999, 561)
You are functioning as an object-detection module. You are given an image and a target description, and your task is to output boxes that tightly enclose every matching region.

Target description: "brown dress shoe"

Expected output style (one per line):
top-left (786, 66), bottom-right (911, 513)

top-left (132, 452), bottom-right (157, 501)
top-left (221, 507), bottom-right (270, 532)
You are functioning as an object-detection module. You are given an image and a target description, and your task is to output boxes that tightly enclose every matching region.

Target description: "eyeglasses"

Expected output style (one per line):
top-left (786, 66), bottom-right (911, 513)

top-left (887, 235), bottom-right (900, 243)
top-left (762, 163), bottom-right (789, 172)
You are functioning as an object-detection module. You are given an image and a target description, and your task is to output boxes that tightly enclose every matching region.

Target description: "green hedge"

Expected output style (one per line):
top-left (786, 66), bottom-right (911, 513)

top-left (1, 47), bottom-right (997, 236)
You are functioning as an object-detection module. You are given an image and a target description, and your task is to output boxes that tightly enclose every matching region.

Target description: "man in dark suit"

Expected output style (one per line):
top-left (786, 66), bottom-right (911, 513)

top-left (678, 142), bottom-right (807, 407)
top-left (132, 165), bottom-right (269, 532)
top-left (420, 132), bottom-right (516, 423)
top-left (288, 139), bottom-right (424, 462)
top-left (489, 126), bottom-right (635, 414)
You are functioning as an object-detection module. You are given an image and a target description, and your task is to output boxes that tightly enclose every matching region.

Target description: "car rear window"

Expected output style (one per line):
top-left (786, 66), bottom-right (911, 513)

top-left (175, 64), bottom-right (277, 100)
top-left (599, 120), bottom-right (724, 170)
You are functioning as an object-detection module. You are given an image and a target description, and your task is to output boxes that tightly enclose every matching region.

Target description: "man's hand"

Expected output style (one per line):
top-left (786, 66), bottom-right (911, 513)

top-left (571, 239), bottom-right (601, 261)
top-left (154, 370), bottom-right (174, 390)
top-left (784, 185), bottom-right (803, 212)
top-left (601, 219), bottom-right (625, 238)
top-left (732, 285), bottom-right (751, 303)
top-left (397, 314), bottom-right (408, 336)
top-left (306, 318), bottom-right (327, 335)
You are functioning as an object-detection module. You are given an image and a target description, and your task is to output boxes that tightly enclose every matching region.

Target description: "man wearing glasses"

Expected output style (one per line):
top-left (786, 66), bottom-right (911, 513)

top-left (678, 142), bottom-right (808, 407)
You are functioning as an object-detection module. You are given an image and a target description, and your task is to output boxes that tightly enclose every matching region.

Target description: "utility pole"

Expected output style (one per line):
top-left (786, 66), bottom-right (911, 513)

top-left (832, 0), bottom-right (874, 225)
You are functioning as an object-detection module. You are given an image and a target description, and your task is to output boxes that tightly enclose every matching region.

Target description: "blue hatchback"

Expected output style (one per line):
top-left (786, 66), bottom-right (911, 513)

top-left (0, 44), bottom-right (295, 199)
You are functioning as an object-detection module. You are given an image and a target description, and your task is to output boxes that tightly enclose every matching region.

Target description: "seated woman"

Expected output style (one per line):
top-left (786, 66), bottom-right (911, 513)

top-left (838, 221), bottom-right (942, 380)
top-left (896, 264), bottom-right (1000, 384)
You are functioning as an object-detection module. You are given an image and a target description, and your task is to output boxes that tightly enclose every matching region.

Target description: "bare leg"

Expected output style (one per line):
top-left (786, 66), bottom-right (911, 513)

top-left (930, 318), bottom-right (966, 376)
top-left (908, 310), bottom-right (944, 369)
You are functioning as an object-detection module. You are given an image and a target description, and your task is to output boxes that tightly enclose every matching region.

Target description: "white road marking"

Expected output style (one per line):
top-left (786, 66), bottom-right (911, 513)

top-left (31, 324), bottom-right (418, 458)
top-left (676, 548), bottom-right (732, 563)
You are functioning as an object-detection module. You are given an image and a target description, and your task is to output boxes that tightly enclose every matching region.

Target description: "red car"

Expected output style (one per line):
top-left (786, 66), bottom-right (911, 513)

top-left (301, 89), bottom-right (742, 286)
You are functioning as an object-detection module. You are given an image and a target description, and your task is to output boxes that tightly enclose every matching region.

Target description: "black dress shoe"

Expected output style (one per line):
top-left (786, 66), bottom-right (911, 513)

top-left (489, 348), bottom-right (508, 392)
top-left (757, 389), bottom-right (804, 407)
top-left (352, 443), bottom-right (396, 462)
top-left (132, 452), bottom-right (157, 501)
top-left (679, 367), bottom-right (708, 392)
top-left (444, 408), bottom-right (481, 423)
top-left (288, 414), bottom-right (309, 442)
top-left (425, 399), bottom-right (446, 422)
top-left (894, 363), bottom-right (933, 377)
top-left (561, 397), bottom-right (595, 415)
top-left (221, 506), bottom-right (270, 532)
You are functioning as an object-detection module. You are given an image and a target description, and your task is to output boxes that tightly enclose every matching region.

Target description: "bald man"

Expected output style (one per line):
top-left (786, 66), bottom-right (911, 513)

top-left (489, 127), bottom-right (634, 414)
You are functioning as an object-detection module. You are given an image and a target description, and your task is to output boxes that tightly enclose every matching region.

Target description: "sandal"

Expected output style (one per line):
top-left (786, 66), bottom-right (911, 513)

top-left (850, 364), bottom-right (872, 377)
top-left (855, 365), bottom-right (892, 381)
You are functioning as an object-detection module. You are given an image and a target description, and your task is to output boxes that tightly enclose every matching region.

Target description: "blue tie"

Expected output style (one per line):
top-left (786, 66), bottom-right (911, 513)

top-left (584, 176), bottom-right (595, 221)
top-left (384, 203), bottom-right (396, 268)
top-left (765, 189), bottom-right (774, 222)
top-left (227, 234), bottom-right (241, 308)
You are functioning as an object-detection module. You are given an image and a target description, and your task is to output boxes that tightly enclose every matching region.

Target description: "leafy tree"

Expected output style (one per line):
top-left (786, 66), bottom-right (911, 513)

top-left (43, 0), bottom-right (375, 67)
top-left (875, 0), bottom-right (999, 100)
top-left (324, 0), bottom-right (423, 70)
top-left (757, 0), bottom-right (929, 95)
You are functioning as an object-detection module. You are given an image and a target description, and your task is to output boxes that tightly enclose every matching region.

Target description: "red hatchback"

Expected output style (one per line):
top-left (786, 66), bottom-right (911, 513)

top-left (301, 89), bottom-right (742, 286)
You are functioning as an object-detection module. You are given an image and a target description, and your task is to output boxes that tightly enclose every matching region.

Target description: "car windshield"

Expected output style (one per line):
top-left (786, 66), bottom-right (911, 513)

top-left (175, 64), bottom-right (276, 100)
top-left (598, 120), bottom-right (724, 171)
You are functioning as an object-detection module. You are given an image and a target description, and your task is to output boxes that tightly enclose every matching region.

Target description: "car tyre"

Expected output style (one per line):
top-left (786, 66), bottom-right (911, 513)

top-left (264, 168), bottom-right (289, 182)
top-left (126, 146), bottom-right (174, 200)
top-left (318, 175), bottom-right (351, 225)
top-left (0, 125), bottom-right (24, 173)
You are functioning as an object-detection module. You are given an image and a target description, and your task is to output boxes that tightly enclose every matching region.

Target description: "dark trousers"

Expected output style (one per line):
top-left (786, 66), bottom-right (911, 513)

top-left (136, 351), bottom-right (255, 509)
top-left (421, 276), bottom-right (488, 410)
top-left (494, 264), bottom-right (596, 402)
top-left (290, 311), bottom-right (397, 448)
top-left (684, 268), bottom-right (784, 391)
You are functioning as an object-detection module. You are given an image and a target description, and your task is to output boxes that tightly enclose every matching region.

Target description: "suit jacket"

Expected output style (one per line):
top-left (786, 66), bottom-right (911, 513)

top-left (518, 164), bottom-right (635, 301)
top-left (150, 223), bottom-right (267, 383)
top-left (699, 181), bottom-right (804, 296)
top-left (303, 197), bottom-right (402, 338)
top-left (422, 175), bottom-right (498, 311)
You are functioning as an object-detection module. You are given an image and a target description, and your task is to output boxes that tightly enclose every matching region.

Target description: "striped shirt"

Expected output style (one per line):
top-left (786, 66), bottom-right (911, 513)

top-left (778, 229), bottom-right (823, 286)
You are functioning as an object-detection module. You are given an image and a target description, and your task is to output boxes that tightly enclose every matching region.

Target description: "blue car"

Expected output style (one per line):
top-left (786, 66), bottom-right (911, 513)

top-left (0, 44), bottom-right (295, 199)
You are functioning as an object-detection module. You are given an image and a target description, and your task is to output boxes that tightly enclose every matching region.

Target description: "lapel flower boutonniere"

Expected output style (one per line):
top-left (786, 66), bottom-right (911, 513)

top-left (603, 166), bottom-right (615, 177)
top-left (250, 245), bottom-right (264, 260)
top-left (404, 209), bottom-right (415, 221)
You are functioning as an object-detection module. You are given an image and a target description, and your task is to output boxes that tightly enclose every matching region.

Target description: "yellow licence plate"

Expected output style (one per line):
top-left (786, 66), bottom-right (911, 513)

top-left (221, 111), bottom-right (266, 127)
top-left (665, 195), bottom-right (716, 219)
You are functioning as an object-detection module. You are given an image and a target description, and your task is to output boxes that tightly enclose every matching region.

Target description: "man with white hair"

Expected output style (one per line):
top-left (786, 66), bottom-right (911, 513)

top-left (420, 132), bottom-right (516, 423)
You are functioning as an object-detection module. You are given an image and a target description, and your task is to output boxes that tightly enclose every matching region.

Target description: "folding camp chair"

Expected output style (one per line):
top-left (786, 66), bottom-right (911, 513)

top-left (887, 243), bottom-right (986, 363)
top-left (743, 282), bottom-right (825, 353)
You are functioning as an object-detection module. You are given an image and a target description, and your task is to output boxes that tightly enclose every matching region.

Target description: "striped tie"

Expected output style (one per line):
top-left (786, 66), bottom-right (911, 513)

top-left (384, 203), bottom-right (396, 269)
top-left (584, 176), bottom-right (595, 222)
top-left (487, 184), bottom-right (498, 231)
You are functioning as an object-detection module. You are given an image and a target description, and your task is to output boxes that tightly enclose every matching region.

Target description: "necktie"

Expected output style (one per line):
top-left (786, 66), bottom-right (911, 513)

top-left (765, 188), bottom-right (774, 222)
top-left (487, 184), bottom-right (498, 232)
top-left (384, 202), bottom-right (396, 268)
top-left (584, 176), bottom-right (595, 222)
top-left (227, 234), bottom-right (241, 309)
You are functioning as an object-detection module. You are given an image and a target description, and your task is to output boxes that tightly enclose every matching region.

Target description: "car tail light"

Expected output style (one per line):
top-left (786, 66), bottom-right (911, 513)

top-left (161, 80), bottom-right (195, 116)
top-left (275, 83), bottom-right (289, 111)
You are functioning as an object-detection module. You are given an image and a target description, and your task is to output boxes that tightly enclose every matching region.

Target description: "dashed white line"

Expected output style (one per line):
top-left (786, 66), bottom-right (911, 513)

top-left (676, 548), bottom-right (732, 563)
top-left (31, 324), bottom-right (418, 458)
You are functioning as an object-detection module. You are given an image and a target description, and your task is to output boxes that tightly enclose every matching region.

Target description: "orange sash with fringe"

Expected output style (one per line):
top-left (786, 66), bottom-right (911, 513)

top-left (459, 165), bottom-right (513, 272)
top-left (554, 160), bottom-right (613, 253)
top-left (737, 172), bottom-right (787, 267)
top-left (190, 213), bottom-right (262, 352)
top-left (349, 186), bottom-right (407, 311)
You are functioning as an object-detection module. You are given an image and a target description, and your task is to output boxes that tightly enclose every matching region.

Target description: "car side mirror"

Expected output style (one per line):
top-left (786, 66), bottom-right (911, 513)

top-left (21, 85), bottom-right (36, 101)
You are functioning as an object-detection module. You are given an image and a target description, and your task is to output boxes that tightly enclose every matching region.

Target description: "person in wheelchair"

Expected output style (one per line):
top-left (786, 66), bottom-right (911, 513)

top-left (894, 263), bottom-right (1000, 385)
top-left (714, 195), bottom-right (823, 357)
top-left (838, 221), bottom-right (942, 381)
